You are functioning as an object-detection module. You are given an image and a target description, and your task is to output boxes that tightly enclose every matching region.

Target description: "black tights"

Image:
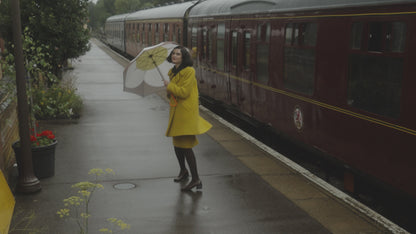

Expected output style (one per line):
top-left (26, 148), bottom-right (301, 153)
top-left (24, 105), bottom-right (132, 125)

top-left (174, 147), bottom-right (199, 182)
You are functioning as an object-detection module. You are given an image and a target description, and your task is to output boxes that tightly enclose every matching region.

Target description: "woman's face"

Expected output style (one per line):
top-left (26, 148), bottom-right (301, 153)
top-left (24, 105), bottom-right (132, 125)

top-left (171, 49), bottom-right (182, 66)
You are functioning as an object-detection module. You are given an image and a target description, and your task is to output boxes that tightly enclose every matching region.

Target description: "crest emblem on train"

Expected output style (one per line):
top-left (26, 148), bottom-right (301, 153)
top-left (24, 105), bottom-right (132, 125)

top-left (293, 106), bottom-right (303, 130)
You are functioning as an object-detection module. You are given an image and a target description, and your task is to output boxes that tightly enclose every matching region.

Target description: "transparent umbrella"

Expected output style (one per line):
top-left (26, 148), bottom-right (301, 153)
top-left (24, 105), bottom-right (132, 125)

top-left (123, 42), bottom-right (178, 96)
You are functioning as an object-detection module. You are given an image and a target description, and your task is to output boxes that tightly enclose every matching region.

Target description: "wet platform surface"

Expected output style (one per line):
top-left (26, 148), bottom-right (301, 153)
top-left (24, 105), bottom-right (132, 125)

top-left (9, 40), bottom-right (394, 233)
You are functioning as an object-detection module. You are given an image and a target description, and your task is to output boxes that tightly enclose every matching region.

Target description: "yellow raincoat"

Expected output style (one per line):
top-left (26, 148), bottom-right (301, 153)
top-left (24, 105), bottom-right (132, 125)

top-left (165, 66), bottom-right (212, 148)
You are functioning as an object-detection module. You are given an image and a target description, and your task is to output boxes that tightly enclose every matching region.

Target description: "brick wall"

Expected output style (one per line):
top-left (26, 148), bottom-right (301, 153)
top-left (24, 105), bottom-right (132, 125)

top-left (0, 37), bottom-right (3, 80)
top-left (0, 37), bottom-right (19, 182)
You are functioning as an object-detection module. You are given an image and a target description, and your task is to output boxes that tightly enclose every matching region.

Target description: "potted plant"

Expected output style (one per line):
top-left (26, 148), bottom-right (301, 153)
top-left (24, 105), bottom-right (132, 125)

top-left (12, 128), bottom-right (57, 179)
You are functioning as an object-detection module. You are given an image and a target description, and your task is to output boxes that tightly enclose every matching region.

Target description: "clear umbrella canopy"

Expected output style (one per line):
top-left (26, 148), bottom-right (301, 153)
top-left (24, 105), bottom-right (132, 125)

top-left (123, 42), bottom-right (178, 96)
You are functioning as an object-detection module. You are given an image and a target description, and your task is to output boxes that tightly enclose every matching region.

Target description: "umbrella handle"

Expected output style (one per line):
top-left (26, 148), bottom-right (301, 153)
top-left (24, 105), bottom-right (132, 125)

top-left (152, 59), bottom-right (166, 82)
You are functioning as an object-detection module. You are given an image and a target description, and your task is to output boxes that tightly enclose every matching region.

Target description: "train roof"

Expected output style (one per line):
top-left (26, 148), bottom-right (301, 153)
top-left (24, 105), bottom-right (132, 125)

top-left (126, 1), bottom-right (198, 21)
top-left (106, 13), bottom-right (130, 22)
top-left (189, 0), bottom-right (416, 17)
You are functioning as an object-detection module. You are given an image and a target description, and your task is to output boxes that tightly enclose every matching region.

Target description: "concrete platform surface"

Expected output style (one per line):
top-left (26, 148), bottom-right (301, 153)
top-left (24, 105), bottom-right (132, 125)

top-left (8, 40), bottom-right (393, 234)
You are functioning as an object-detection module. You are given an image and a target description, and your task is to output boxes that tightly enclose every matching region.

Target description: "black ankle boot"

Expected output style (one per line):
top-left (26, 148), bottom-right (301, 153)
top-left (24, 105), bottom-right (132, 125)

top-left (173, 170), bottom-right (189, 182)
top-left (181, 180), bottom-right (202, 191)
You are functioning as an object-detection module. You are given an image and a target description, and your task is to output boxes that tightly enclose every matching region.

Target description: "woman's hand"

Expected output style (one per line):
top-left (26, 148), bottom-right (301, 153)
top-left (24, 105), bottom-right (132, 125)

top-left (163, 80), bottom-right (170, 87)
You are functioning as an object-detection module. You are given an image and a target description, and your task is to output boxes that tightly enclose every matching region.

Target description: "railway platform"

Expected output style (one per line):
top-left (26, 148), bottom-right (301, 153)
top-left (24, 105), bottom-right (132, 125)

top-left (8, 39), bottom-right (407, 233)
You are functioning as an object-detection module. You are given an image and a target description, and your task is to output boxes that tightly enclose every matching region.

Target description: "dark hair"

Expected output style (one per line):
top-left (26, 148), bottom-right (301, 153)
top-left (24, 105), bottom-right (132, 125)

top-left (166, 46), bottom-right (193, 75)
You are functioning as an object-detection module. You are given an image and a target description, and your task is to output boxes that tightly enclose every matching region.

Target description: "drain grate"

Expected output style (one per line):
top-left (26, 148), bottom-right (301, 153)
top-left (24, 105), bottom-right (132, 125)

top-left (113, 183), bottom-right (136, 190)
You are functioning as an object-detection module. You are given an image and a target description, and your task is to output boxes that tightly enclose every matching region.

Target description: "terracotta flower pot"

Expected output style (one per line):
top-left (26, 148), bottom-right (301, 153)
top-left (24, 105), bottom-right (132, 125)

top-left (12, 140), bottom-right (58, 179)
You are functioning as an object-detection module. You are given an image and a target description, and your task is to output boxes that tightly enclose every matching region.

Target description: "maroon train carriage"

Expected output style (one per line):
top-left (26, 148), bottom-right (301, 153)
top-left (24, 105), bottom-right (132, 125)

top-left (187, 0), bottom-right (416, 200)
top-left (123, 1), bottom-right (199, 58)
top-left (105, 13), bottom-right (130, 53)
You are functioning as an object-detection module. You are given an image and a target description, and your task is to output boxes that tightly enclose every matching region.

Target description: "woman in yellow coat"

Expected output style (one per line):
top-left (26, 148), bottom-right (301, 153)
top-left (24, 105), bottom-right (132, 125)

top-left (164, 46), bottom-right (212, 191)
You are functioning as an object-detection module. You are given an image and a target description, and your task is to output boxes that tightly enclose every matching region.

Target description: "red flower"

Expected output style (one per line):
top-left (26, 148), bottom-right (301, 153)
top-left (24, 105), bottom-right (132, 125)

top-left (29, 129), bottom-right (56, 147)
top-left (40, 130), bottom-right (53, 137)
top-left (30, 135), bottom-right (37, 142)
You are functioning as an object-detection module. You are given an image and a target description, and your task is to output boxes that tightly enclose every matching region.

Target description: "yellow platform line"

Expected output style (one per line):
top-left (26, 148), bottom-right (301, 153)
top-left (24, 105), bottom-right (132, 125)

top-left (0, 171), bottom-right (15, 234)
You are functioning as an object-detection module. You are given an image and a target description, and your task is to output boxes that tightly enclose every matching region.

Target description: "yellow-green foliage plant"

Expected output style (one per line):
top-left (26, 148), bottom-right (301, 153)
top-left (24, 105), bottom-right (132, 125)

top-left (57, 168), bottom-right (130, 234)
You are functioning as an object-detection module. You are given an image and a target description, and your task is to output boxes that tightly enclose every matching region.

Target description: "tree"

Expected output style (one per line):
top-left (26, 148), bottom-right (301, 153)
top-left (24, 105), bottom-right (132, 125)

top-left (101, 0), bottom-right (117, 16)
top-left (0, 0), bottom-right (91, 77)
top-left (88, 2), bottom-right (108, 32)
top-left (88, 0), bottom-right (141, 32)
top-left (115, 0), bottom-right (142, 14)
top-left (22, 0), bottom-right (91, 75)
top-left (88, 0), bottom-right (116, 33)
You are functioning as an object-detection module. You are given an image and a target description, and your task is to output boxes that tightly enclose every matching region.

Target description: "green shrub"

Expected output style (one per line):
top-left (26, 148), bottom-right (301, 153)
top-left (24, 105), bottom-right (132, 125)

top-left (31, 81), bottom-right (82, 120)
top-left (1, 28), bottom-right (83, 120)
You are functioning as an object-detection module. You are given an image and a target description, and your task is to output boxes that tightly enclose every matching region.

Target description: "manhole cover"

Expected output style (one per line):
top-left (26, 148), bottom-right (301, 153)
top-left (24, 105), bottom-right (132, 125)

top-left (113, 183), bottom-right (136, 190)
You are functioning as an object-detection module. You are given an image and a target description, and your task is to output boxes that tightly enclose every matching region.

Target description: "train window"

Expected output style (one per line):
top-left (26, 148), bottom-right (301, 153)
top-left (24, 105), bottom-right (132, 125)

top-left (155, 24), bottom-right (159, 44)
top-left (130, 24), bottom-right (133, 39)
top-left (141, 25), bottom-right (145, 44)
top-left (136, 31), bottom-right (140, 43)
top-left (284, 48), bottom-right (315, 95)
top-left (368, 22), bottom-right (383, 52)
top-left (178, 28), bottom-right (181, 45)
top-left (217, 23), bottom-right (226, 71)
top-left (164, 24), bottom-right (169, 41)
top-left (347, 55), bottom-right (403, 118)
top-left (303, 23), bottom-right (318, 46)
top-left (285, 24), bottom-right (293, 45)
top-left (285, 23), bottom-right (317, 47)
top-left (206, 28), bottom-right (211, 61)
top-left (364, 21), bottom-right (407, 53)
top-left (209, 26), bottom-right (215, 62)
top-left (243, 32), bottom-right (251, 70)
top-left (283, 22), bottom-right (317, 95)
top-left (173, 24), bottom-right (176, 42)
top-left (231, 31), bottom-right (238, 67)
top-left (137, 24), bottom-right (140, 43)
top-left (298, 23), bottom-right (316, 46)
top-left (257, 23), bottom-right (270, 42)
top-left (256, 23), bottom-right (270, 84)
top-left (191, 26), bottom-right (198, 51)
top-left (387, 22), bottom-right (406, 53)
top-left (348, 21), bottom-right (406, 118)
top-left (351, 22), bottom-right (363, 49)
top-left (147, 23), bottom-right (152, 45)
top-left (126, 24), bottom-right (130, 40)
top-left (202, 27), bottom-right (207, 60)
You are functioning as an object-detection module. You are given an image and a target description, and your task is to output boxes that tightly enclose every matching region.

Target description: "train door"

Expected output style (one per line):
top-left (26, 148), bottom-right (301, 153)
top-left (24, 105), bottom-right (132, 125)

top-left (195, 25), bottom-right (206, 95)
top-left (228, 20), bottom-right (255, 116)
top-left (191, 23), bottom-right (208, 98)
top-left (251, 21), bottom-right (271, 122)
top-left (214, 21), bottom-right (231, 104)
